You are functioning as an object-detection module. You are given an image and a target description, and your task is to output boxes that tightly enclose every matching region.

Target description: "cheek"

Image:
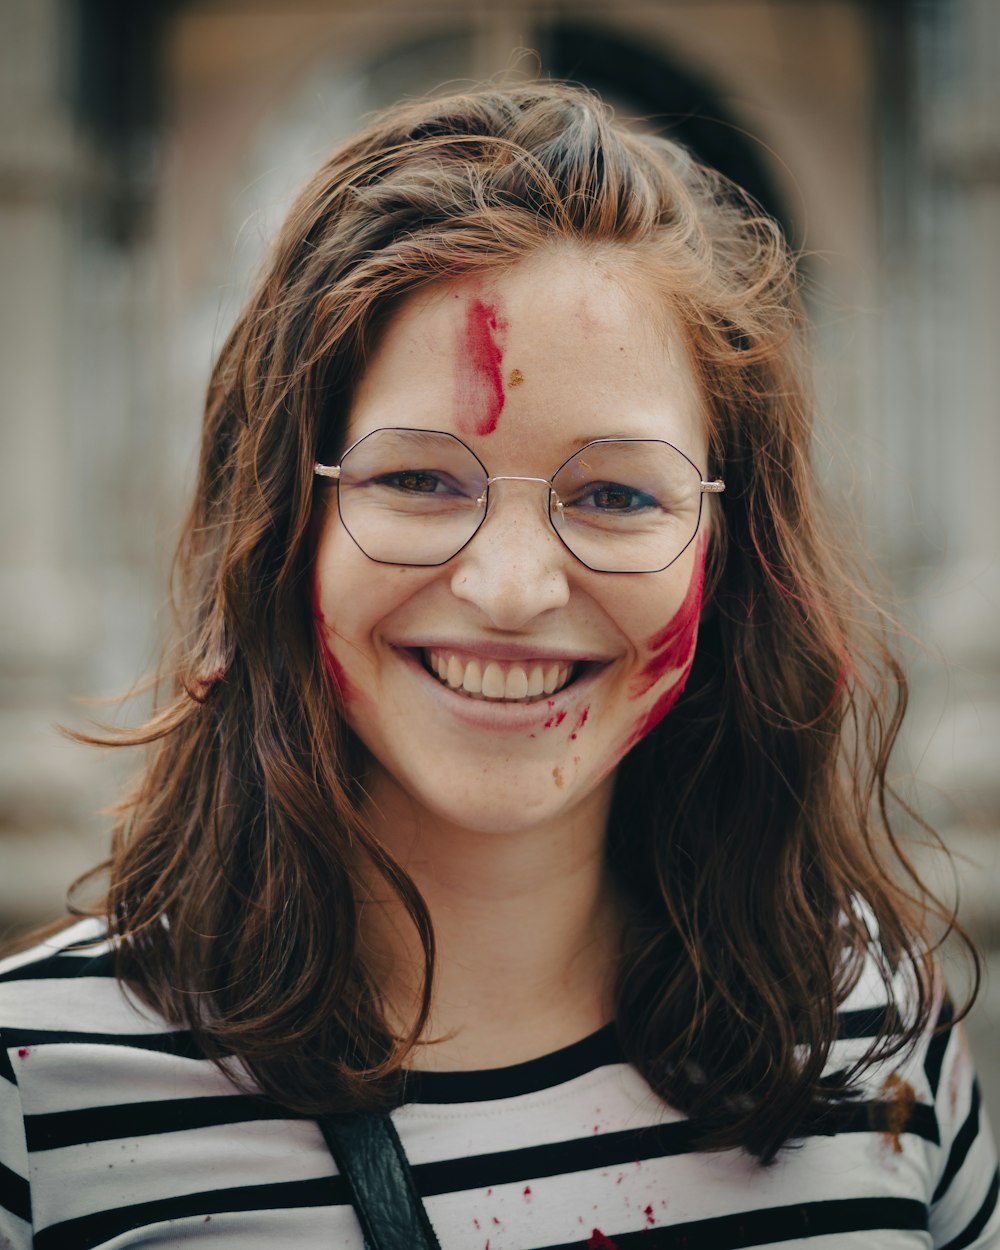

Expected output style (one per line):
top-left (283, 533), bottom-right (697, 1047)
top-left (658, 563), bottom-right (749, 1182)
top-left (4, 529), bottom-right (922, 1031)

top-left (311, 574), bottom-right (355, 704)
top-left (622, 540), bottom-right (706, 748)
top-left (310, 517), bottom-right (357, 705)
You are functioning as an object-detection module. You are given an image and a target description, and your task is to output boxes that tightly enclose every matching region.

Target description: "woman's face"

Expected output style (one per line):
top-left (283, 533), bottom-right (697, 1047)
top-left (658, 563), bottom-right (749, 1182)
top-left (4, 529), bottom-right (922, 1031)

top-left (313, 249), bottom-right (712, 836)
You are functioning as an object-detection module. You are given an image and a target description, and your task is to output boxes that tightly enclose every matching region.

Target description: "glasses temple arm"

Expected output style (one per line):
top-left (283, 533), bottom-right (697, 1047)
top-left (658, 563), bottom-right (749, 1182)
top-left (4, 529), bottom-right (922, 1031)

top-left (314, 463), bottom-right (341, 480)
top-left (700, 479), bottom-right (725, 493)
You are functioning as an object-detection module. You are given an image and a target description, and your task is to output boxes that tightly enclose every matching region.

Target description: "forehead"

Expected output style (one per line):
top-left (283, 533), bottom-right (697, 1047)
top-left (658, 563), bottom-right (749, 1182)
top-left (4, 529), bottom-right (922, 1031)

top-left (345, 248), bottom-right (707, 465)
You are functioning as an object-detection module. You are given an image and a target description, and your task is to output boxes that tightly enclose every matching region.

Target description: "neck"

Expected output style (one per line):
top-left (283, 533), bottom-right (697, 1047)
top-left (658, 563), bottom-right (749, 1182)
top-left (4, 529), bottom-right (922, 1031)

top-left (357, 766), bottom-right (622, 1070)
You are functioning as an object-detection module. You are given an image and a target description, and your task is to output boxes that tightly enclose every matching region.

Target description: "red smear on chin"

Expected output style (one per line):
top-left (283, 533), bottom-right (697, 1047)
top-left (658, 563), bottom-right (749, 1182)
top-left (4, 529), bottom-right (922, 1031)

top-left (568, 704), bottom-right (589, 740)
top-left (457, 298), bottom-right (507, 436)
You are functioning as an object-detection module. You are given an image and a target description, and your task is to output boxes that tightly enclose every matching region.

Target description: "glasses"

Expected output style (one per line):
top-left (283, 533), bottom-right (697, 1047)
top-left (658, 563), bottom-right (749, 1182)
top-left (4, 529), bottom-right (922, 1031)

top-left (314, 427), bottom-right (724, 574)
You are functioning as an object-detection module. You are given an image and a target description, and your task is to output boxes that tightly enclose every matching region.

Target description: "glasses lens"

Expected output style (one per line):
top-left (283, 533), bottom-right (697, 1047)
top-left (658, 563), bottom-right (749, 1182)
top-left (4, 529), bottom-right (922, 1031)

top-left (337, 429), bottom-right (488, 565)
top-left (551, 440), bottom-right (704, 573)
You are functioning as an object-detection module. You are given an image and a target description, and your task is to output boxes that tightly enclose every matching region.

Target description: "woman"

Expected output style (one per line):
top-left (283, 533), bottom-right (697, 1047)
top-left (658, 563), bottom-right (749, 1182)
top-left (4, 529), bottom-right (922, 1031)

top-left (1, 82), bottom-right (997, 1250)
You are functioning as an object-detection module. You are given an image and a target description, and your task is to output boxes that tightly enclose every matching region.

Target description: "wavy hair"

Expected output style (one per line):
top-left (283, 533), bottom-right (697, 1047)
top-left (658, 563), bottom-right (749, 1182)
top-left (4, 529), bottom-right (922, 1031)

top-left (64, 81), bottom-right (974, 1161)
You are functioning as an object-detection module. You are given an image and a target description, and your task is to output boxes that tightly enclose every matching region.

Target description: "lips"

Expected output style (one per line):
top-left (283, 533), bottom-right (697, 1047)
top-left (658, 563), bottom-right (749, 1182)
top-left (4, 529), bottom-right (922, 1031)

top-left (424, 648), bottom-right (575, 701)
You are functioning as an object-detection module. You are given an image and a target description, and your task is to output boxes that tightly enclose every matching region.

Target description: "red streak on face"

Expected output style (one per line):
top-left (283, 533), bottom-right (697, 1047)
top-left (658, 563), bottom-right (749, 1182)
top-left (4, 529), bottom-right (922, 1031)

top-left (311, 574), bottom-right (354, 704)
top-left (631, 550), bottom-right (705, 700)
top-left (543, 708), bottom-right (568, 729)
top-left (624, 542), bottom-right (706, 747)
top-left (587, 1232), bottom-right (619, 1250)
top-left (456, 298), bottom-right (507, 436)
top-left (568, 704), bottom-right (589, 740)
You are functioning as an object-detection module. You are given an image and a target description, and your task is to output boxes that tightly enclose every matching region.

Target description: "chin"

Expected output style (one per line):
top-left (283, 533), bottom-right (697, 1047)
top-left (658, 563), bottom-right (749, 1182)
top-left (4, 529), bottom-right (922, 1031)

top-left (368, 753), bottom-right (601, 839)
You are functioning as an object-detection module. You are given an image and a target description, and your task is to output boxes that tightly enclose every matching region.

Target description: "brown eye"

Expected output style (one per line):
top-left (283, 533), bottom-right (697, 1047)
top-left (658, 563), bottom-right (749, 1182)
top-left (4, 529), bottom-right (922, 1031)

top-left (379, 471), bottom-right (441, 493)
top-left (592, 485), bottom-right (637, 511)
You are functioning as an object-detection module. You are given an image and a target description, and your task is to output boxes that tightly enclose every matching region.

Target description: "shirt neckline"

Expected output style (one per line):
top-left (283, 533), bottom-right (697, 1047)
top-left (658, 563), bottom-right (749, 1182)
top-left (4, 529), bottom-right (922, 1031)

top-left (399, 1022), bottom-right (623, 1105)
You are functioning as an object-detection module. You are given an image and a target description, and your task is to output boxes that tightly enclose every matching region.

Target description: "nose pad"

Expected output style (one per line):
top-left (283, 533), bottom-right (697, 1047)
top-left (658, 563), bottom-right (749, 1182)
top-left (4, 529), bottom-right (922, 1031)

top-left (450, 478), bottom-right (571, 627)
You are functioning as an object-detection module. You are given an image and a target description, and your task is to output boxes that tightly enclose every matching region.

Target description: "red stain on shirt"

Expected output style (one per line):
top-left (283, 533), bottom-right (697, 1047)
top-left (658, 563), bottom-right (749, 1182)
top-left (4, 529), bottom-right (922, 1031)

top-left (457, 298), bottom-right (507, 436)
top-left (523, 1185), bottom-right (532, 1199)
top-left (17, 1047), bottom-right (30, 1059)
top-left (587, 1232), bottom-right (619, 1249)
top-left (644, 1203), bottom-right (656, 1226)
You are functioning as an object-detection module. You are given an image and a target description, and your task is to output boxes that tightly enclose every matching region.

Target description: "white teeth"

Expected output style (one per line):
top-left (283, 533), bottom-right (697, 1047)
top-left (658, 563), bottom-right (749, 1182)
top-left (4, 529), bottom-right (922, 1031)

top-left (505, 667), bottom-right (529, 699)
top-left (482, 662), bottom-right (505, 698)
top-left (425, 650), bottom-right (576, 702)
top-left (462, 659), bottom-right (483, 695)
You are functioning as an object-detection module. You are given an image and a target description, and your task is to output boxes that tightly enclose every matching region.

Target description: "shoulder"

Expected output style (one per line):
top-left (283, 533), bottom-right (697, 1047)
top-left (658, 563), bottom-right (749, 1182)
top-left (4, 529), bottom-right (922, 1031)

top-left (0, 918), bottom-right (168, 1043)
top-left (826, 915), bottom-right (1000, 1248)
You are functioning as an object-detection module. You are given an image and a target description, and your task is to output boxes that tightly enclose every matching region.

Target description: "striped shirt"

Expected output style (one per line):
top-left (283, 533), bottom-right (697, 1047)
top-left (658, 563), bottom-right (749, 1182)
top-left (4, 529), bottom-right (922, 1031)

top-left (1, 919), bottom-right (997, 1249)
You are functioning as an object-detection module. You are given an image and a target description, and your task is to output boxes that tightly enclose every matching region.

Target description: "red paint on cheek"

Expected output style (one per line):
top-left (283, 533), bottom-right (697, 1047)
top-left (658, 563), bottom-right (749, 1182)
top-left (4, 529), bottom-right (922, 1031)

top-left (625, 543), bottom-right (706, 747)
top-left (568, 704), bottom-right (589, 740)
top-left (631, 551), bottom-right (705, 699)
top-left (543, 707), bottom-right (567, 728)
top-left (311, 571), bottom-right (354, 704)
top-left (630, 677), bottom-right (687, 743)
top-left (456, 298), bottom-right (507, 436)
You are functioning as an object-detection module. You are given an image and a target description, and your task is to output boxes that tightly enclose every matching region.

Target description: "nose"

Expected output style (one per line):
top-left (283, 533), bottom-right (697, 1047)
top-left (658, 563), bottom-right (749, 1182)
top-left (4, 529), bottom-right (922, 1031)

top-left (449, 479), bottom-right (571, 629)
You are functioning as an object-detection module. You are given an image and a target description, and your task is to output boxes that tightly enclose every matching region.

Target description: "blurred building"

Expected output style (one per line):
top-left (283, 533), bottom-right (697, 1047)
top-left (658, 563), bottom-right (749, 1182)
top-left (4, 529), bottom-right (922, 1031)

top-left (2, 0), bottom-right (998, 1096)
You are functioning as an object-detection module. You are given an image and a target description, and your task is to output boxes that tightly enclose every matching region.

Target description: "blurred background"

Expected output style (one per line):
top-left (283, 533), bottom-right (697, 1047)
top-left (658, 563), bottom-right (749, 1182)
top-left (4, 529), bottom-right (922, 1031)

top-left (1, 0), bottom-right (997, 1118)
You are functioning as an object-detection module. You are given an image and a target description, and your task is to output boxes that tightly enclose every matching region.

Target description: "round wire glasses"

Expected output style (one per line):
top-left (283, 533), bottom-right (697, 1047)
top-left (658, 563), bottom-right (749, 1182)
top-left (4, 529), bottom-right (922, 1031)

top-left (314, 427), bottom-right (724, 574)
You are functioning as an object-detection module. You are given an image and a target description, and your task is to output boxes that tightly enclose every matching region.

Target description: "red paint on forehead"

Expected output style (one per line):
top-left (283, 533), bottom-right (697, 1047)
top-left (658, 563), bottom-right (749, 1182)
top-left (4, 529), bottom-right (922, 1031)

top-left (456, 298), bottom-right (507, 436)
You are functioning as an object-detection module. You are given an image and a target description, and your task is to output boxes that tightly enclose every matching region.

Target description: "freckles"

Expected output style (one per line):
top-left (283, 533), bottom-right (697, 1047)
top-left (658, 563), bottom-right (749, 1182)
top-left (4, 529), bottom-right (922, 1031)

top-left (455, 296), bottom-right (508, 436)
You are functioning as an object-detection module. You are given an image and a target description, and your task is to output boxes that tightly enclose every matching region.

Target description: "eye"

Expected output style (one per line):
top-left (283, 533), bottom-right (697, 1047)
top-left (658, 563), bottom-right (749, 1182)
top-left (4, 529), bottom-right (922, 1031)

top-left (375, 470), bottom-right (457, 495)
top-left (571, 482), bottom-right (659, 513)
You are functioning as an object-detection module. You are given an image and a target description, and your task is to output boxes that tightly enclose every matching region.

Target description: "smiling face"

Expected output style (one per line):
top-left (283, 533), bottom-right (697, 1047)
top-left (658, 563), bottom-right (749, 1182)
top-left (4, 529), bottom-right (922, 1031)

top-left (312, 248), bottom-right (712, 837)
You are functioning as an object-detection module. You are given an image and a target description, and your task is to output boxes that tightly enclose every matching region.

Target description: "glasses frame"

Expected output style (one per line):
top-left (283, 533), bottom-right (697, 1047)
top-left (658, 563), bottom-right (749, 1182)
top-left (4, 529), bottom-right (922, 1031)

top-left (314, 427), bottom-right (725, 574)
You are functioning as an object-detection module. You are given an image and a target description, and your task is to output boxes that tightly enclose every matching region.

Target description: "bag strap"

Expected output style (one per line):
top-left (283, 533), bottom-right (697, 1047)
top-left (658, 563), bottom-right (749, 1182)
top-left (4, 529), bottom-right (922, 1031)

top-left (318, 1113), bottom-right (442, 1250)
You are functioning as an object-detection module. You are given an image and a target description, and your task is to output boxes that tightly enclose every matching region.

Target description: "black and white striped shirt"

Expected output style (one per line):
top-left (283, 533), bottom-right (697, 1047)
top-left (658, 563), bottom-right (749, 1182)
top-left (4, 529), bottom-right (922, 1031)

top-left (1, 919), bottom-right (998, 1249)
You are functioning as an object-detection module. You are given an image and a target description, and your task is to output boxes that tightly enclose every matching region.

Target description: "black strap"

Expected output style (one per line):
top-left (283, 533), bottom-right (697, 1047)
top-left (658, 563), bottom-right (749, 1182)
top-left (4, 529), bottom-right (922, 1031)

top-left (318, 1113), bottom-right (442, 1250)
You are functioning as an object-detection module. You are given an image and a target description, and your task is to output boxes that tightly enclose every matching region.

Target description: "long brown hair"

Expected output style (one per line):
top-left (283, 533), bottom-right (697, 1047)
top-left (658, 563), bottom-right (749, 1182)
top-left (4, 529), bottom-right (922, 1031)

top-left (65, 82), bottom-right (975, 1162)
